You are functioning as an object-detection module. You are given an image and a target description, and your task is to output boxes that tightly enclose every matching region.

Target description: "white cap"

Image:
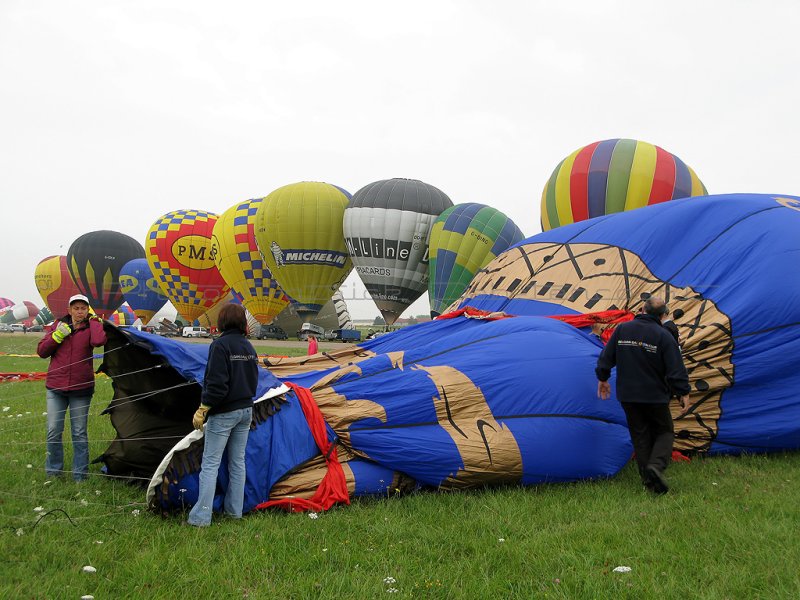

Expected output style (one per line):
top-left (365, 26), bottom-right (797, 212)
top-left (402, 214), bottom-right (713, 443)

top-left (68, 294), bottom-right (90, 305)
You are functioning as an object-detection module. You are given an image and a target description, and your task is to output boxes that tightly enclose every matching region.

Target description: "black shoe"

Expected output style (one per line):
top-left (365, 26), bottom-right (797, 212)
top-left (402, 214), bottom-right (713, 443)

top-left (644, 466), bottom-right (669, 495)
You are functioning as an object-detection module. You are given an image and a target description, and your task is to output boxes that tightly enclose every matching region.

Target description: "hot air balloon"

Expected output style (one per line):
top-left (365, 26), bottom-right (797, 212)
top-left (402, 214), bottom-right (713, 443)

top-left (427, 203), bottom-right (525, 317)
top-left (145, 210), bottom-right (230, 324)
top-left (35, 255), bottom-right (84, 318)
top-left (0, 301), bottom-right (40, 324)
top-left (540, 138), bottom-right (707, 231)
top-left (344, 178), bottom-right (453, 325)
top-left (254, 182), bottom-right (352, 319)
top-left (211, 198), bottom-right (290, 324)
top-left (67, 230), bottom-right (146, 319)
top-left (0, 298), bottom-right (14, 311)
top-left (119, 258), bottom-right (169, 326)
top-left (33, 306), bottom-right (54, 326)
top-left (109, 304), bottom-right (137, 326)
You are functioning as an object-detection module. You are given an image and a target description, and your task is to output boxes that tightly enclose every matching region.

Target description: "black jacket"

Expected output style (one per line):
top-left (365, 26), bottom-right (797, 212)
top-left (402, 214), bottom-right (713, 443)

top-left (201, 329), bottom-right (259, 415)
top-left (595, 314), bottom-right (690, 404)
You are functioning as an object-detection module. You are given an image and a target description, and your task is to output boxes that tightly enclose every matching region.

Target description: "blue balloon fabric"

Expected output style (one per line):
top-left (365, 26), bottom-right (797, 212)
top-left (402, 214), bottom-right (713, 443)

top-left (100, 193), bottom-right (800, 516)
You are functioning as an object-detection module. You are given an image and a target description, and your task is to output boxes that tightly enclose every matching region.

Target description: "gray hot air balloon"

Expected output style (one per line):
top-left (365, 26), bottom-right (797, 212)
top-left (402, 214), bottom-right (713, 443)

top-left (344, 178), bottom-right (453, 325)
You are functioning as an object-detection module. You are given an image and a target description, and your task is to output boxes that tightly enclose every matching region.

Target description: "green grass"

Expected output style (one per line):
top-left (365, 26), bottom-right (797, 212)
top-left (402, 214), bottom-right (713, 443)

top-left (1, 335), bottom-right (798, 598)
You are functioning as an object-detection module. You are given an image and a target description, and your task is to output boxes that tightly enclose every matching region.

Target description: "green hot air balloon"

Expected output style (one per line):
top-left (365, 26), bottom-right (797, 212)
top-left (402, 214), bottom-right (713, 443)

top-left (428, 203), bottom-right (525, 317)
top-left (344, 178), bottom-right (453, 325)
top-left (67, 230), bottom-right (145, 319)
top-left (254, 182), bottom-right (353, 319)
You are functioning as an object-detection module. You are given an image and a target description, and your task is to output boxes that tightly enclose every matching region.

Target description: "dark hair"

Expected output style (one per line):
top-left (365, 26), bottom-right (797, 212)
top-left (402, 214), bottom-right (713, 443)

top-left (644, 296), bottom-right (668, 317)
top-left (217, 303), bottom-right (247, 333)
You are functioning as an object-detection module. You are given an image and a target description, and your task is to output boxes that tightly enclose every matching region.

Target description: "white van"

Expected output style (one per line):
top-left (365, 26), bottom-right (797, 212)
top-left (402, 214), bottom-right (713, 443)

top-left (182, 326), bottom-right (210, 338)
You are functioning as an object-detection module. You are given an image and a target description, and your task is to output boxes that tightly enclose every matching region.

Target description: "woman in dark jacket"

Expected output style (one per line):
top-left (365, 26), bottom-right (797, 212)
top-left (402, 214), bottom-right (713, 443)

top-left (187, 302), bottom-right (259, 527)
top-left (37, 294), bottom-right (107, 481)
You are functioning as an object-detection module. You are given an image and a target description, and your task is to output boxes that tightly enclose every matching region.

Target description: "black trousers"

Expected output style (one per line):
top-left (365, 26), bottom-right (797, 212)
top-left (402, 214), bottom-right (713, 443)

top-left (621, 401), bottom-right (674, 479)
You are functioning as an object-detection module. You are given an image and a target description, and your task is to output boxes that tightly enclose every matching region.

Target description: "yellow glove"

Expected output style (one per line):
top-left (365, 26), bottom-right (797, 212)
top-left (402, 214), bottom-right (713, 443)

top-left (52, 322), bottom-right (73, 344)
top-left (192, 405), bottom-right (210, 430)
top-left (89, 312), bottom-right (103, 323)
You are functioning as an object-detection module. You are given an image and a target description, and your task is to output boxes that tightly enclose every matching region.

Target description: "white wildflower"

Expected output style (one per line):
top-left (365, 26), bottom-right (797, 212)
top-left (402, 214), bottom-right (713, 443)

top-left (383, 577), bottom-right (397, 585)
top-left (95, 490), bottom-right (101, 495)
top-left (82, 565), bottom-right (96, 574)
top-left (131, 509), bottom-right (140, 517)
top-left (2, 406), bottom-right (9, 412)
top-left (42, 412), bottom-right (47, 416)
top-left (33, 506), bottom-right (44, 512)
top-left (81, 595), bottom-right (95, 599)
top-left (322, 548), bottom-right (328, 552)
top-left (498, 538), bottom-right (505, 543)
top-left (80, 499), bottom-right (89, 506)
top-left (16, 413), bottom-right (22, 417)
top-left (94, 540), bottom-right (103, 545)
top-left (386, 589), bottom-right (399, 594)
top-left (612, 566), bottom-right (632, 573)
top-left (15, 528), bottom-right (24, 536)
top-left (308, 512), bottom-right (319, 520)
top-left (26, 464), bottom-right (33, 469)
top-left (712, 482), bottom-right (718, 486)
top-left (25, 411), bottom-right (31, 415)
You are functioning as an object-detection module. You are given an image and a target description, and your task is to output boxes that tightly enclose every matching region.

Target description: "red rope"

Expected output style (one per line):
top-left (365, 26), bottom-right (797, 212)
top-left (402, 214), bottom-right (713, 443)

top-left (254, 382), bottom-right (350, 513)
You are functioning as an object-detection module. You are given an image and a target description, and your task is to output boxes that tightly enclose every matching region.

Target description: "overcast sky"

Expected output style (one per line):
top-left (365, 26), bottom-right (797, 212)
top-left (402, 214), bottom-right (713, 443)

top-left (2, 1), bottom-right (798, 320)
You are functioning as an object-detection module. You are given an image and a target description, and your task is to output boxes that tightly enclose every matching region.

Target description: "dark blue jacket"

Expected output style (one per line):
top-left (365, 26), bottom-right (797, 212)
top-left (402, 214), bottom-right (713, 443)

top-left (201, 329), bottom-right (259, 415)
top-left (595, 313), bottom-right (690, 404)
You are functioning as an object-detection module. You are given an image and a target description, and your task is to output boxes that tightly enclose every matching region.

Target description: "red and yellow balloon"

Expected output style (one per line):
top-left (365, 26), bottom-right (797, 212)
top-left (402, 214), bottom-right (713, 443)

top-left (145, 210), bottom-right (229, 323)
top-left (34, 255), bottom-right (83, 318)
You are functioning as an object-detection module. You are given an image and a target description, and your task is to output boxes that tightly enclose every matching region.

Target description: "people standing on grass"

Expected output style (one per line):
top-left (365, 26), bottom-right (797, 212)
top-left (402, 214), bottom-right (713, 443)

top-left (188, 303), bottom-right (258, 527)
top-left (37, 294), bottom-right (107, 481)
top-left (307, 333), bottom-right (318, 355)
top-left (595, 296), bottom-right (690, 495)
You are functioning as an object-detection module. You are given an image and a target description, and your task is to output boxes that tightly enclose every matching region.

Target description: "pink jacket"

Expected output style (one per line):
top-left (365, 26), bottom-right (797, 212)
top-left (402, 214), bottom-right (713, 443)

top-left (37, 318), bottom-right (107, 392)
top-left (307, 336), bottom-right (318, 355)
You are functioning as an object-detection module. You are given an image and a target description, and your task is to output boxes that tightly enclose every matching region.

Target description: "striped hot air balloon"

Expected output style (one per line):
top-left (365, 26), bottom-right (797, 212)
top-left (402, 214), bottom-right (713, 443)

top-left (540, 138), bottom-right (707, 231)
top-left (344, 178), bottom-right (453, 325)
top-left (428, 203), bottom-right (525, 317)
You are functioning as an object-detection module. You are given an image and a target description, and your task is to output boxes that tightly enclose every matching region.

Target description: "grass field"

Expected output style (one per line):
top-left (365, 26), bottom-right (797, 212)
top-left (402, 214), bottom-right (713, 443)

top-left (1, 333), bottom-right (798, 598)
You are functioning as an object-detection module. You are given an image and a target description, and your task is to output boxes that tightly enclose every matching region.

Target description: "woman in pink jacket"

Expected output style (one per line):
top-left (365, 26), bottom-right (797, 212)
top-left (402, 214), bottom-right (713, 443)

top-left (37, 294), bottom-right (107, 481)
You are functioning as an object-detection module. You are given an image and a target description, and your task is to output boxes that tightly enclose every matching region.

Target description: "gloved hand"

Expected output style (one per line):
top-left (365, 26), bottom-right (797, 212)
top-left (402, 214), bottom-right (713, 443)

top-left (192, 404), bottom-right (211, 430)
top-left (52, 322), bottom-right (73, 344)
top-left (89, 312), bottom-right (103, 323)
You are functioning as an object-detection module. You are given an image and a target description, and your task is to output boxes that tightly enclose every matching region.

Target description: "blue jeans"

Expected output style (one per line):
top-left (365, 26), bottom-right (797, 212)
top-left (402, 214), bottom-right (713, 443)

top-left (45, 389), bottom-right (92, 480)
top-left (187, 407), bottom-right (252, 527)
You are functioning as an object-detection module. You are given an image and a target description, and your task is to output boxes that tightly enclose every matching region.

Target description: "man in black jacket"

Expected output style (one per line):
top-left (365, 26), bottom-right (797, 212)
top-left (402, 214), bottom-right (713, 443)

top-left (596, 296), bottom-right (690, 494)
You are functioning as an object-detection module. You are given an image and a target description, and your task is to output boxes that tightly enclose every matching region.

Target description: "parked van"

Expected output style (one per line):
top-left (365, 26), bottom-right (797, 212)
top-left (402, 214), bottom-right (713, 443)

top-left (9, 324), bottom-right (25, 333)
top-left (255, 325), bottom-right (288, 340)
top-left (182, 326), bottom-right (210, 338)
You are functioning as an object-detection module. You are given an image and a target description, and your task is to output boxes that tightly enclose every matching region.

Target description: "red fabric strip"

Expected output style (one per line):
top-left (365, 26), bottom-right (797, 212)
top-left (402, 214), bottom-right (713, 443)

top-left (648, 145), bottom-right (677, 204)
top-left (254, 382), bottom-right (350, 513)
top-left (570, 141), bottom-right (601, 223)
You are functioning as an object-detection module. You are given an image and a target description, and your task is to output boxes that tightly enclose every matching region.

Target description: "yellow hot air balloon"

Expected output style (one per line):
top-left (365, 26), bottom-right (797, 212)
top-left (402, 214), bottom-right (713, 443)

top-left (254, 182), bottom-right (353, 318)
top-left (211, 198), bottom-right (290, 324)
top-left (145, 209), bottom-right (230, 323)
